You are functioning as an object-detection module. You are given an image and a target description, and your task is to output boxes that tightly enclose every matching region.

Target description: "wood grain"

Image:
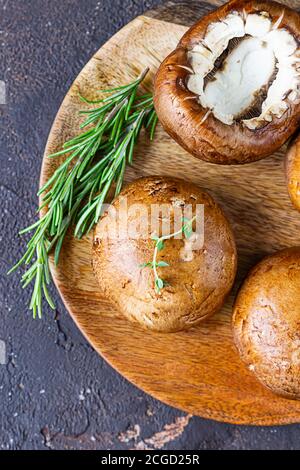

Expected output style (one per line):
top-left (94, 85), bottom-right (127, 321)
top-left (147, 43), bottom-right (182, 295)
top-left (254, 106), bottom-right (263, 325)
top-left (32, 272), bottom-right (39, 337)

top-left (41, 0), bottom-right (300, 424)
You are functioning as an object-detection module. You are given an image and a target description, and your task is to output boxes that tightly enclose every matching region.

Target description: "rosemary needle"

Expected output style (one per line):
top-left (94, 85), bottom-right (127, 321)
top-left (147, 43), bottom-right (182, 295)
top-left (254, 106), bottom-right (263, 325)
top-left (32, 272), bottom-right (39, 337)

top-left (9, 68), bottom-right (158, 318)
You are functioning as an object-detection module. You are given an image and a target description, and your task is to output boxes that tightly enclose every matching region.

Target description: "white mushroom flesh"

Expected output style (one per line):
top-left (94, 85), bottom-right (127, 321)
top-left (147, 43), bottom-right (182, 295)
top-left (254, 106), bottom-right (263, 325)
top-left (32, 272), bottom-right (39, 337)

top-left (187, 10), bottom-right (300, 129)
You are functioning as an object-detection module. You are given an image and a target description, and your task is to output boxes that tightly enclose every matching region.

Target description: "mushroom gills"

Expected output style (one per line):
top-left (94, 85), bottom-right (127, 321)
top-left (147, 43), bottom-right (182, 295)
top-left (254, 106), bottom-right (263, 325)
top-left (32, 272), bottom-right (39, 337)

top-left (187, 11), bottom-right (299, 129)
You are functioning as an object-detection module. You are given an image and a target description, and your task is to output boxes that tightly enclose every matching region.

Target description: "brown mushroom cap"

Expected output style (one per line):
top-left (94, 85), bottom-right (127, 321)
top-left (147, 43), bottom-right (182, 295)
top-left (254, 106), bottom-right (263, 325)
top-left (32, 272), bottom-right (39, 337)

top-left (93, 176), bottom-right (237, 332)
top-left (286, 133), bottom-right (300, 212)
top-left (154, 0), bottom-right (300, 164)
top-left (232, 247), bottom-right (300, 399)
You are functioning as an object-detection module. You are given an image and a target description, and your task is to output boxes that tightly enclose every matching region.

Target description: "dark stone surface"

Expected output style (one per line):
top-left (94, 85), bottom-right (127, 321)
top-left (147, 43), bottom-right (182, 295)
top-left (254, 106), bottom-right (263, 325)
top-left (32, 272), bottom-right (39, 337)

top-left (1, 0), bottom-right (300, 450)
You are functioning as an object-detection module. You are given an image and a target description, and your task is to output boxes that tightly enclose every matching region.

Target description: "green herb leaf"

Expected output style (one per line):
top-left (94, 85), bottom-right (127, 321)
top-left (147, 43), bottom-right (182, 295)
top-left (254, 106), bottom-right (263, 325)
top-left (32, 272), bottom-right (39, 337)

top-left (156, 239), bottom-right (165, 251)
top-left (155, 277), bottom-right (165, 292)
top-left (183, 224), bottom-right (193, 239)
top-left (139, 262), bottom-right (153, 268)
top-left (156, 261), bottom-right (169, 267)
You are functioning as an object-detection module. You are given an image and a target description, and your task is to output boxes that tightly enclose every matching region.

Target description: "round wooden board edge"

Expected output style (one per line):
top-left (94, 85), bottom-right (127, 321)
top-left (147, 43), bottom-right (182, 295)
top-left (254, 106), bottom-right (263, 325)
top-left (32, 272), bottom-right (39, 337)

top-left (43, 270), bottom-right (300, 426)
top-left (39, 5), bottom-right (300, 427)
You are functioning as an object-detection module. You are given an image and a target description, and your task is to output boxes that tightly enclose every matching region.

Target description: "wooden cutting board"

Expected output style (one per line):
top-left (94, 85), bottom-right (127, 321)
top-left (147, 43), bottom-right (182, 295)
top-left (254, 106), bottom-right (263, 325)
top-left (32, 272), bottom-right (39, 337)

top-left (41, 0), bottom-right (300, 425)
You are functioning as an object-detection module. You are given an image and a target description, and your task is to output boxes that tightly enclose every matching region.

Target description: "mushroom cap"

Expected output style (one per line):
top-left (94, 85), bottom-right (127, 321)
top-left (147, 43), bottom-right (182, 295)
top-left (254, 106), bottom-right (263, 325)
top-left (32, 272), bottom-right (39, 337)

top-left (232, 247), bottom-right (300, 399)
top-left (93, 176), bottom-right (237, 332)
top-left (286, 133), bottom-right (300, 212)
top-left (154, 0), bottom-right (300, 164)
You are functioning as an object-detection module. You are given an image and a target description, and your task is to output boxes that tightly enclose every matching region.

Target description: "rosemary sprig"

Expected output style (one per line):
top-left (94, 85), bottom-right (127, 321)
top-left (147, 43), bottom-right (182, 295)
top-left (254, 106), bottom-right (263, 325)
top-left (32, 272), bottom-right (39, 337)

top-left (140, 216), bottom-right (197, 293)
top-left (9, 68), bottom-right (158, 318)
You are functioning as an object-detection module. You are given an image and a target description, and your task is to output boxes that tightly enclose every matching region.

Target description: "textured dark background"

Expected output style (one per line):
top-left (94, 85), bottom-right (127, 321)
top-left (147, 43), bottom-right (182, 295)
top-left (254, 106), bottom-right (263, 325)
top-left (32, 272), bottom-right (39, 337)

top-left (1, 0), bottom-right (300, 451)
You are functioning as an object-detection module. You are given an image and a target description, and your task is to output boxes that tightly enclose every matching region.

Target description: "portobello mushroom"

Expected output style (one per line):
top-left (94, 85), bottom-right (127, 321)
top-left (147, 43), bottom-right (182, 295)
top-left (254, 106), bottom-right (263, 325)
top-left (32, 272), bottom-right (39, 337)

top-left (232, 247), bottom-right (300, 399)
top-left (286, 133), bottom-right (300, 212)
top-left (93, 176), bottom-right (237, 332)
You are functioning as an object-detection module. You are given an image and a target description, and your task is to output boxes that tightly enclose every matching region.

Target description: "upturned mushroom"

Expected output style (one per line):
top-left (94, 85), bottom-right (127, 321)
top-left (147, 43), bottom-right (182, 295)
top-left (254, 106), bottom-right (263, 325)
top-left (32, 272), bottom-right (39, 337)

top-left (154, 0), bottom-right (300, 164)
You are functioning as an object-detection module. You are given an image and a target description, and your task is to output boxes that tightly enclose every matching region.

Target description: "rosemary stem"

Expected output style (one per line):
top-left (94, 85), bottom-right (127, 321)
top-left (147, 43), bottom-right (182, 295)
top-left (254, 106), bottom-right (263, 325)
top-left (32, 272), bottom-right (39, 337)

top-left (9, 69), bottom-right (158, 317)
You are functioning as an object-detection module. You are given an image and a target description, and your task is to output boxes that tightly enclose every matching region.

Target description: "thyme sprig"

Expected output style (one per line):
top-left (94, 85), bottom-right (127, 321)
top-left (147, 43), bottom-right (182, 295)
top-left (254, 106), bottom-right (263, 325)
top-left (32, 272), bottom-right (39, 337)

top-left (140, 216), bottom-right (197, 293)
top-left (8, 68), bottom-right (157, 318)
